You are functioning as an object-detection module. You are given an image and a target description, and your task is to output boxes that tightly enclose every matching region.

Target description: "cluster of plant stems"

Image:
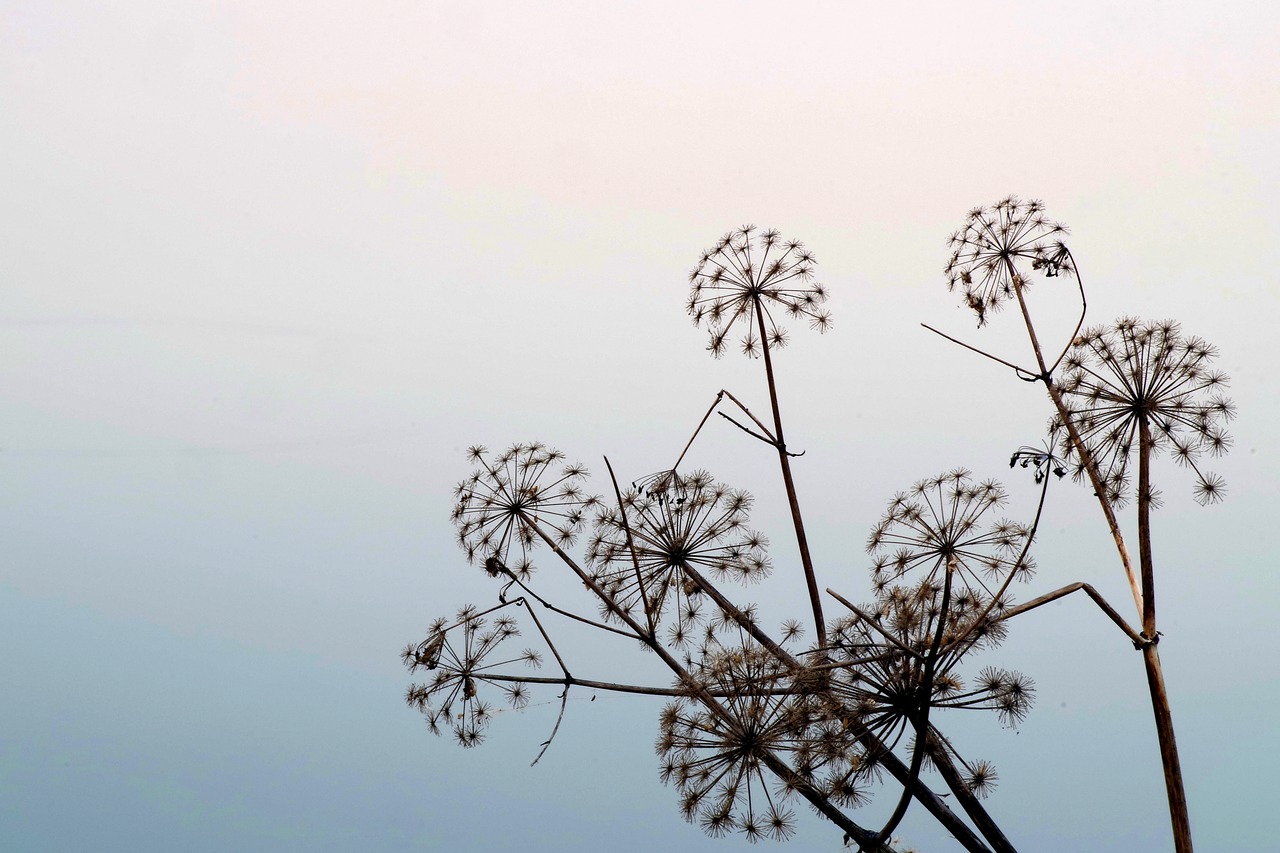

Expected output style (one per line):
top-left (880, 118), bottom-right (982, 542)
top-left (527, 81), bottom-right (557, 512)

top-left (405, 202), bottom-right (1231, 852)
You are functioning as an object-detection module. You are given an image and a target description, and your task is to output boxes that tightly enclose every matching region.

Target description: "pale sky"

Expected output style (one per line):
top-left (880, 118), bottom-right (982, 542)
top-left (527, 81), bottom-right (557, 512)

top-left (2, 2), bottom-right (1277, 851)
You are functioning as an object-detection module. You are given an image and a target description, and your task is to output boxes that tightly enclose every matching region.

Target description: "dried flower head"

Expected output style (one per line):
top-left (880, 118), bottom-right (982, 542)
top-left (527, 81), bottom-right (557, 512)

top-left (1052, 318), bottom-right (1234, 506)
top-left (586, 471), bottom-right (770, 630)
top-left (963, 758), bottom-right (999, 799)
top-left (687, 225), bottom-right (831, 358)
top-left (819, 580), bottom-right (1031, 811)
top-left (452, 443), bottom-right (601, 579)
top-left (866, 470), bottom-right (1035, 602)
top-left (826, 581), bottom-right (1027, 748)
top-left (403, 607), bottom-right (542, 747)
top-left (945, 196), bottom-right (1072, 326)
top-left (658, 644), bottom-right (817, 842)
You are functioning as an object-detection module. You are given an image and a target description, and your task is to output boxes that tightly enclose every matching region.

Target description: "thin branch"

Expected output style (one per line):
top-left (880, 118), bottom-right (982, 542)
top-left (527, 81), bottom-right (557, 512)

top-left (604, 455), bottom-right (656, 638)
top-left (530, 687), bottom-right (570, 766)
top-left (943, 459), bottom-right (1052, 656)
top-left (720, 389), bottom-right (778, 442)
top-left (475, 671), bottom-right (787, 698)
top-left (921, 323), bottom-right (1037, 377)
top-left (502, 573), bottom-right (643, 641)
top-left (718, 411), bottom-right (786, 450)
top-left (513, 598), bottom-right (574, 681)
top-left (1045, 247), bottom-right (1087, 375)
top-left (997, 582), bottom-right (1145, 647)
top-left (825, 587), bottom-right (922, 659)
top-left (669, 390), bottom-right (725, 472)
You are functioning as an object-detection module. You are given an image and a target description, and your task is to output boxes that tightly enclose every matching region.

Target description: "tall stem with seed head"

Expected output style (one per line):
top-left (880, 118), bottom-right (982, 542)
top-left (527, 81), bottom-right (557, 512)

top-left (1138, 412), bottom-right (1194, 852)
top-left (1007, 259), bottom-right (1192, 853)
top-left (755, 294), bottom-right (826, 647)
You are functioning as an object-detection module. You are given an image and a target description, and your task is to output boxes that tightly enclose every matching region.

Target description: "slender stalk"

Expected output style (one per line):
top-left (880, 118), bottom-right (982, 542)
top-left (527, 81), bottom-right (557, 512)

top-left (997, 582), bottom-right (1143, 648)
top-left (1142, 645), bottom-right (1193, 853)
top-left (1006, 260), bottom-right (1190, 851)
top-left (867, 562), bottom-right (956, 850)
top-left (753, 294), bottom-right (826, 646)
top-left (1137, 415), bottom-right (1157, 638)
top-left (1005, 268), bottom-right (1144, 622)
top-left (603, 456), bottom-right (657, 637)
top-left (1138, 414), bottom-right (1194, 852)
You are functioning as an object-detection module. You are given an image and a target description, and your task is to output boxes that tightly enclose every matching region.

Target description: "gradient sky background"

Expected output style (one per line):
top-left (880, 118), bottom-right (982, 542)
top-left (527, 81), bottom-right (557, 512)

top-left (3, 2), bottom-right (1277, 851)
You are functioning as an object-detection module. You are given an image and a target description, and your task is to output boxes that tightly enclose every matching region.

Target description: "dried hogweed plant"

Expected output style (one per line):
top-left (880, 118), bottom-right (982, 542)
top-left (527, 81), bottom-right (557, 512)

top-left (1053, 318), bottom-right (1234, 508)
top-left (926, 196), bottom-right (1236, 853)
top-left (407, 214), bottom-right (1225, 852)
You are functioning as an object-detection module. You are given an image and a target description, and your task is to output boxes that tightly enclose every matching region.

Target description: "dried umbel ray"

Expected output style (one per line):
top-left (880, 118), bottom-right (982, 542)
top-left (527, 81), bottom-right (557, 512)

top-left (1052, 317), bottom-right (1235, 506)
top-left (585, 471), bottom-right (770, 639)
top-left (945, 196), bottom-right (1073, 327)
top-left (402, 607), bottom-right (543, 747)
top-left (687, 225), bottom-right (832, 358)
top-left (825, 579), bottom-right (1033, 800)
top-left (657, 639), bottom-right (828, 843)
top-left (865, 469), bottom-right (1035, 603)
top-left (452, 443), bottom-right (601, 579)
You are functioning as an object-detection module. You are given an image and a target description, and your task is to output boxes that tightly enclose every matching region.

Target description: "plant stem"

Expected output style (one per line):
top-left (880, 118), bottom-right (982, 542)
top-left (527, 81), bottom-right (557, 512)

top-left (1138, 414), bottom-right (1194, 852)
top-left (1142, 645), bottom-right (1193, 852)
top-left (1006, 266), bottom-right (1190, 852)
top-left (1007, 272), bottom-right (1144, 621)
top-left (754, 295), bottom-right (826, 647)
top-left (681, 562), bottom-right (999, 852)
top-left (922, 742), bottom-right (1018, 853)
top-left (527, 512), bottom-right (902, 848)
top-left (867, 563), bottom-right (956, 850)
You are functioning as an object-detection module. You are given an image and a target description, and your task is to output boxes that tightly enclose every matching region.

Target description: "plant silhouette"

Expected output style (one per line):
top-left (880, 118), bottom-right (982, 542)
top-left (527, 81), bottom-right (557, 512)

top-left (407, 209), bottom-right (1230, 852)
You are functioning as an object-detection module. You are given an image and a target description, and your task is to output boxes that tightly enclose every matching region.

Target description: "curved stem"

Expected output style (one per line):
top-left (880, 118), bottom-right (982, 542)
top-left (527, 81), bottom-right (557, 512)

top-left (1045, 248), bottom-right (1088, 375)
top-left (944, 465), bottom-right (1052, 657)
top-left (1006, 261), bottom-right (1144, 621)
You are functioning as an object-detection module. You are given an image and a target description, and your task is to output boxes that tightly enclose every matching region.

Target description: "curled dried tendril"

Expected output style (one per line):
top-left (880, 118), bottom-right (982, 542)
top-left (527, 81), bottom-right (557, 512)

top-left (1009, 444), bottom-right (1068, 485)
top-left (452, 443), bottom-right (600, 579)
top-left (687, 225), bottom-right (832, 358)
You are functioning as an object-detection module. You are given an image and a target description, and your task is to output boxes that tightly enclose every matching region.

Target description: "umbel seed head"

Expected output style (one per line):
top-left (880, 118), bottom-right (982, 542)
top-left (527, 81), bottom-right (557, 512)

top-left (687, 225), bottom-right (832, 358)
top-left (945, 196), bottom-right (1073, 327)
top-left (1052, 317), bottom-right (1234, 506)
